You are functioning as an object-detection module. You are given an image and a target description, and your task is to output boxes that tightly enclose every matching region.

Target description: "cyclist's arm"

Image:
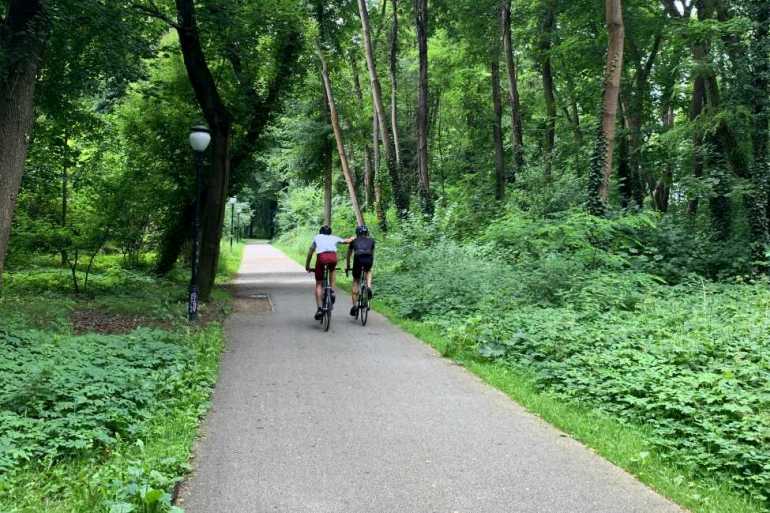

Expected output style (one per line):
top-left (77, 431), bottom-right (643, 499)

top-left (346, 244), bottom-right (353, 270)
top-left (305, 242), bottom-right (316, 271)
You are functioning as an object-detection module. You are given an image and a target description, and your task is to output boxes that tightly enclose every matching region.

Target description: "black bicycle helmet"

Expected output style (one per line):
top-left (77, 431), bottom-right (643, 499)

top-left (356, 224), bottom-right (369, 236)
top-left (319, 225), bottom-right (332, 235)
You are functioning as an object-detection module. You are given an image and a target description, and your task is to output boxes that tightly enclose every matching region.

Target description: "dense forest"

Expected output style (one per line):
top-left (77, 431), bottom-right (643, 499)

top-left (1, 0), bottom-right (769, 512)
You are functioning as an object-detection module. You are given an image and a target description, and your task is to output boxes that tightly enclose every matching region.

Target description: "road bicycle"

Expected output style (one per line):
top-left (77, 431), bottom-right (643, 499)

top-left (347, 268), bottom-right (371, 326)
top-left (318, 265), bottom-right (339, 332)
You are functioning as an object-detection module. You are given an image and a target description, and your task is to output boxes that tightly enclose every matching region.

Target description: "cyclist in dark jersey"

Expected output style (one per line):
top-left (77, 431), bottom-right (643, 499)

top-left (346, 225), bottom-right (375, 317)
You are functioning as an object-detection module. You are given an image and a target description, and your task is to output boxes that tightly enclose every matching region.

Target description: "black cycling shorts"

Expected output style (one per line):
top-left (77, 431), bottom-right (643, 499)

top-left (352, 254), bottom-right (373, 280)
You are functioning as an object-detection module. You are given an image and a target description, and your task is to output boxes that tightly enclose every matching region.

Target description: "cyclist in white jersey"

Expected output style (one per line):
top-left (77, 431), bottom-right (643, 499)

top-left (305, 225), bottom-right (353, 320)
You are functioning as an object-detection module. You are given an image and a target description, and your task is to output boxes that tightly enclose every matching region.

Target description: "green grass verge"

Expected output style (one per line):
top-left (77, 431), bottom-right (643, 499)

top-left (217, 241), bottom-right (246, 283)
top-left (274, 238), bottom-right (763, 513)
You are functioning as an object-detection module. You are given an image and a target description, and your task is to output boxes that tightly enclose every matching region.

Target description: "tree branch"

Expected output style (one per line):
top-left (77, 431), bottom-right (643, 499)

top-left (230, 28), bottom-right (303, 174)
top-left (372, 0), bottom-right (388, 50)
top-left (132, 1), bottom-right (179, 29)
top-left (661, 0), bottom-right (682, 18)
top-left (641, 34), bottom-right (663, 82)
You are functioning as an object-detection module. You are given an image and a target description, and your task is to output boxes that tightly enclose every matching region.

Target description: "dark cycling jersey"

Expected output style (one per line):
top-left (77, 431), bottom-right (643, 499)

top-left (351, 236), bottom-right (375, 255)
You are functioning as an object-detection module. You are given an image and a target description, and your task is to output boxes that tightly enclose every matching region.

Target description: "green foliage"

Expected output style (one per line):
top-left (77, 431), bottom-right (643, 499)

top-left (0, 323), bottom-right (223, 513)
top-left (0, 329), bottom-right (189, 470)
top-left (276, 206), bottom-right (770, 509)
top-left (0, 245), bottom-right (237, 512)
top-left (454, 284), bottom-right (770, 504)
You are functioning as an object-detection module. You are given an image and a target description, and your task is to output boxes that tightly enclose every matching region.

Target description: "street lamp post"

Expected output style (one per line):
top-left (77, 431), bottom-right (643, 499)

top-left (188, 124), bottom-right (211, 321)
top-left (228, 197), bottom-right (237, 250)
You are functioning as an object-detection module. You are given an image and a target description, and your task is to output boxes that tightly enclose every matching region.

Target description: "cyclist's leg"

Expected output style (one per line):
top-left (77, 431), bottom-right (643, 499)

top-left (363, 256), bottom-right (374, 291)
top-left (352, 255), bottom-right (363, 303)
top-left (313, 257), bottom-right (324, 308)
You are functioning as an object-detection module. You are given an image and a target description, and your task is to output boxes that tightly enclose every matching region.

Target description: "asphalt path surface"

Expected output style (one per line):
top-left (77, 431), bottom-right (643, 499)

top-left (178, 243), bottom-right (684, 513)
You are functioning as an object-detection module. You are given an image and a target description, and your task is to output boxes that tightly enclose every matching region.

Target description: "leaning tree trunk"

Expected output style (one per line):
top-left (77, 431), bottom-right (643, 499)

top-left (175, 0), bottom-right (233, 301)
top-left (318, 47), bottom-right (365, 226)
top-left (491, 57), bottom-right (506, 201)
top-left (155, 201), bottom-right (193, 275)
top-left (501, 0), bottom-right (524, 176)
top-left (0, 0), bottom-right (48, 285)
top-left (587, 0), bottom-right (624, 215)
top-left (415, 0), bottom-right (433, 214)
top-left (357, 0), bottom-right (409, 215)
top-left (540, 0), bottom-right (557, 179)
top-left (321, 89), bottom-right (333, 226)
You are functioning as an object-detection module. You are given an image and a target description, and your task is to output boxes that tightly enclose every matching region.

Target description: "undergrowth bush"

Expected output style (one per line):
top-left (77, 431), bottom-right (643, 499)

top-left (0, 250), bottom-right (232, 513)
top-left (0, 328), bottom-right (189, 470)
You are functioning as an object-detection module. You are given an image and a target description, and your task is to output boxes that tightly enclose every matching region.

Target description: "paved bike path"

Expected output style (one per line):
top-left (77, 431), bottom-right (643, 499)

top-left (177, 243), bottom-right (684, 513)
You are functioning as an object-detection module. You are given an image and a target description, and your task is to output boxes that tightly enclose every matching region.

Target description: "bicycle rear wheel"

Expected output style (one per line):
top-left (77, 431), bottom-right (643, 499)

top-left (359, 286), bottom-right (369, 326)
top-left (322, 291), bottom-right (332, 331)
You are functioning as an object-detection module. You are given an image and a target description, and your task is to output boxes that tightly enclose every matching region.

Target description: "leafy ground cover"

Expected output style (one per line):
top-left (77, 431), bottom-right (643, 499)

top-left (0, 243), bottom-right (243, 513)
top-left (276, 212), bottom-right (769, 513)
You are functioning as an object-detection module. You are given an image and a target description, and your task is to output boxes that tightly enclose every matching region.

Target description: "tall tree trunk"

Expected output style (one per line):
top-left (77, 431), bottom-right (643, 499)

top-left (363, 149), bottom-right (373, 209)
top-left (626, 105), bottom-right (644, 207)
top-left (350, 54), bottom-right (374, 211)
top-left (357, 0), bottom-right (409, 215)
top-left (539, 0), bottom-right (557, 178)
top-left (617, 100), bottom-right (633, 208)
top-left (749, 0), bottom-right (769, 269)
top-left (415, 0), bottom-right (433, 214)
top-left (688, 75), bottom-right (706, 215)
top-left (501, 0), bottom-right (524, 176)
top-left (0, 0), bottom-right (48, 285)
top-left (652, 104), bottom-right (674, 212)
top-left (491, 58), bottom-right (506, 201)
top-left (695, 2), bottom-right (732, 238)
top-left (569, 94), bottom-right (582, 146)
top-left (175, 0), bottom-right (233, 301)
top-left (625, 33), bottom-right (662, 209)
top-left (372, 110), bottom-right (387, 230)
top-left (678, 1), bottom-right (739, 236)
top-left (587, 0), bottom-right (625, 215)
top-left (318, 47), bottom-right (365, 226)
top-left (60, 131), bottom-right (69, 266)
top-left (389, 0), bottom-right (401, 169)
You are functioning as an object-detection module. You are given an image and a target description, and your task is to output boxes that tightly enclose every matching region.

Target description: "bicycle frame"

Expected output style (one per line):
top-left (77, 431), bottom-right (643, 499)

top-left (322, 266), bottom-right (334, 311)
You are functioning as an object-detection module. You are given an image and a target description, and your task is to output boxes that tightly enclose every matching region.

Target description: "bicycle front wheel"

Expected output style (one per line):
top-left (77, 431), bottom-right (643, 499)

top-left (360, 303), bottom-right (368, 326)
top-left (322, 309), bottom-right (331, 331)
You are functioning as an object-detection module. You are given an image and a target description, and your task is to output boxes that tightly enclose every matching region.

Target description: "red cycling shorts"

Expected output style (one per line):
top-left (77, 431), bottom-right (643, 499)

top-left (315, 252), bottom-right (338, 282)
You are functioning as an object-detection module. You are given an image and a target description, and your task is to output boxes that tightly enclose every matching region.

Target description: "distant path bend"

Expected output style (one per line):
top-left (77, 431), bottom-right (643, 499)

top-left (178, 243), bottom-right (684, 513)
